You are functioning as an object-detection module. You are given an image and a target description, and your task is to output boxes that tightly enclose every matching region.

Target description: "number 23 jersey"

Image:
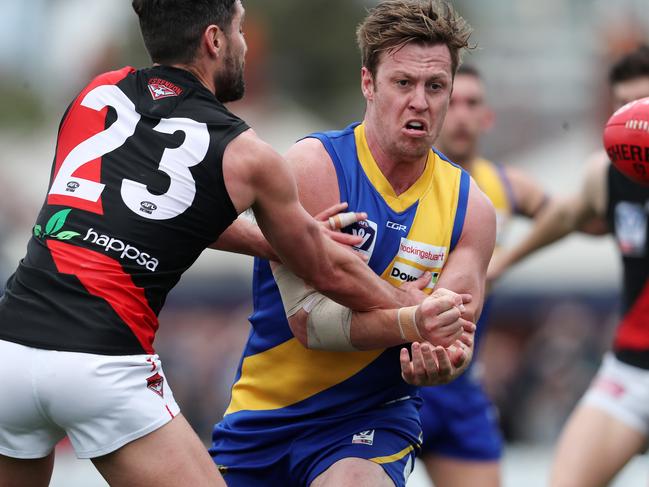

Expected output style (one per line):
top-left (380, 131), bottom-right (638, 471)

top-left (0, 66), bottom-right (249, 355)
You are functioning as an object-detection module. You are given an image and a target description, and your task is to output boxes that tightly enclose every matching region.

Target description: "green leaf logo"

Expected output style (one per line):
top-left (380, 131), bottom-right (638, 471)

top-left (55, 231), bottom-right (81, 241)
top-left (33, 224), bottom-right (42, 238)
top-left (45, 209), bottom-right (71, 236)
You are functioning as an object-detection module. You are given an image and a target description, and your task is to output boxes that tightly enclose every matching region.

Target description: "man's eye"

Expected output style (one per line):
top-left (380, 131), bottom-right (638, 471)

top-left (397, 80), bottom-right (409, 87)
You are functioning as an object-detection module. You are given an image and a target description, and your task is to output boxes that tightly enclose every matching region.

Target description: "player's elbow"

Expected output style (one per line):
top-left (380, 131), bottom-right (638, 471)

top-left (287, 314), bottom-right (310, 348)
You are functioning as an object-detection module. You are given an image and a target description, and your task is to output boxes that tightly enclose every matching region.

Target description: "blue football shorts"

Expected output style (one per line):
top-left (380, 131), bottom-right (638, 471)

top-left (211, 399), bottom-right (422, 487)
top-left (419, 373), bottom-right (503, 461)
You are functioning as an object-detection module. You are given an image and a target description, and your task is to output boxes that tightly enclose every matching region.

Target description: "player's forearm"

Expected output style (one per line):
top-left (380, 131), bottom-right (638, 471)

top-left (501, 197), bottom-right (582, 268)
top-left (210, 217), bottom-right (277, 260)
top-left (349, 308), bottom-right (403, 350)
top-left (307, 241), bottom-right (418, 311)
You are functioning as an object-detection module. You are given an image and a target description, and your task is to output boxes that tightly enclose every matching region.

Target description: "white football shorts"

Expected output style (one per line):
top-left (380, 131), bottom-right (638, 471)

top-left (0, 338), bottom-right (180, 459)
top-left (581, 352), bottom-right (649, 435)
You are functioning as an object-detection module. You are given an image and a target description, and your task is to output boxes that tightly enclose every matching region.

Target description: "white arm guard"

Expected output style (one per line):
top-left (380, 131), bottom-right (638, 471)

top-left (271, 264), bottom-right (316, 317)
top-left (271, 265), bottom-right (357, 351)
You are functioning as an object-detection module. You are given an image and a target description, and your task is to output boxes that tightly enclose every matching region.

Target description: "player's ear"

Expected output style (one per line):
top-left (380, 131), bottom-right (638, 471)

top-left (361, 67), bottom-right (375, 101)
top-left (204, 24), bottom-right (224, 59)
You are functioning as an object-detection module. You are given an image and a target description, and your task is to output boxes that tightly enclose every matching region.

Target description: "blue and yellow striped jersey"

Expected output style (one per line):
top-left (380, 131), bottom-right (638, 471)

top-left (222, 123), bottom-right (470, 428)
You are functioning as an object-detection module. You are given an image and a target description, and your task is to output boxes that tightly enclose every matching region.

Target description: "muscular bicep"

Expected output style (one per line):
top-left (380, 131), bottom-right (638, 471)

top-left (222, 129), bottom-right (326, 281)
top-left (435, 181), bottom-right (496, 322)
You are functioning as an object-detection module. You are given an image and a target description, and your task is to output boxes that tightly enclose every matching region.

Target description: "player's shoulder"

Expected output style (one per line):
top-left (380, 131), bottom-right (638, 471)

top-left (225, 128), bottom-right (274, 163)
top-left (89, 66), bottom-right (137, 86)
top-left (286, 137), bottom-right (332, 165)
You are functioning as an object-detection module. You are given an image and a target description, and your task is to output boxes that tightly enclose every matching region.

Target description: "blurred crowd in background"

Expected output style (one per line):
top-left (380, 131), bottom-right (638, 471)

top-left (0, 0), bottom-right (648, 449)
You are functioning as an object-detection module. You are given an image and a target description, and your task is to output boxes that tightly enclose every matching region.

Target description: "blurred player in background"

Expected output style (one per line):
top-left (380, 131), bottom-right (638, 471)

top-left (417, 64), bottom-right (548, 487)
top-left (210, 2), bottom-right (496, 486)
top-left (0, 1), bottom-right (436, 486)
top-left (489, 45), bottom-right (649, 487)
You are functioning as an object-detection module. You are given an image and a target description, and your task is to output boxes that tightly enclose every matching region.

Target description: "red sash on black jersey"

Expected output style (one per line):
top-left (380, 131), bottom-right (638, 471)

top-left (0, 66), bottom-right (249, 355)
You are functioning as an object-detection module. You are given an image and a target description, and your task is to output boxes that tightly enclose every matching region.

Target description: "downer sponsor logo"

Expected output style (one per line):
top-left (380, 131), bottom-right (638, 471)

top-left (389, 262), bottom-right (439, 290)
top-left (396, 238), bottom-right (447, 267)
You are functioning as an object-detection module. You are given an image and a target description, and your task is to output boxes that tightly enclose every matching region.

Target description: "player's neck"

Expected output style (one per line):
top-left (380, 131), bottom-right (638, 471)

top-left (168, 62), bottom-right (216, 95)
top-left (364, 125), bottom-right (427, 196)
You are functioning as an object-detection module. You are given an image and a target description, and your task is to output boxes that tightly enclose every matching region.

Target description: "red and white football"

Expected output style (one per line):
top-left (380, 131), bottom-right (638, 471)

top-left (603, 97), bottom-right (649, 185)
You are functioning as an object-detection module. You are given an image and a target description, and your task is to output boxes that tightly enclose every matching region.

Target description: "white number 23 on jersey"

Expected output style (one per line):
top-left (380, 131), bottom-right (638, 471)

top-left (48, 85), bottom-right (209, 220)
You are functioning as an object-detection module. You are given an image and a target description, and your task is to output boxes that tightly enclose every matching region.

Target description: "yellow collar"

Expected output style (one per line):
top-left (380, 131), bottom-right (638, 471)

top-left (354, 123), bottom-right (436, 213)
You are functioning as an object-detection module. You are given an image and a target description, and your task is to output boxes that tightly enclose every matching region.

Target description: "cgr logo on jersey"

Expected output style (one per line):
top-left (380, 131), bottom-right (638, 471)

top-left (84, 228), bottom-right (160, 272)
top-left (386, 221), bottom-right (408, 233)
top-left (349, 219), bottom-right (378, 259)
top-left (147, 78), bottom-right (183, 101)
top-left (389, 261), bottom-right (438, 290)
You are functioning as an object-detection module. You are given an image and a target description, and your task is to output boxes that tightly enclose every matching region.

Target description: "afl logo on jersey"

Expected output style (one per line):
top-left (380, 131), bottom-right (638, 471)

top-left (140, 201), bottom-right (158, 215)
top-left (66, 181), bottom-right (80, 193)
top-left (348, 219), bottom-right (378, 260)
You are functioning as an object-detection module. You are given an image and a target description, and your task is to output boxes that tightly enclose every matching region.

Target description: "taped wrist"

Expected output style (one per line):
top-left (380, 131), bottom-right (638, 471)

top-left (272, 264), bottom-right (317, 317)
top-left (398, 306), bottom-right (422, 342)
top-left (271, 265), bottom-right (357, 351)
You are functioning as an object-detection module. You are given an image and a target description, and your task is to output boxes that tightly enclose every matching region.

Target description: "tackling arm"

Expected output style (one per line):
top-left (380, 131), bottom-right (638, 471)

top-left (222, 129), bottom-right (417, 311)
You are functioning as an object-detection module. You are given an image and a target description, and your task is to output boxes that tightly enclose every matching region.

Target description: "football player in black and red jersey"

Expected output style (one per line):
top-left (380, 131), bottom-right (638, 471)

top-left (0, 1), bottom-right (434, 486)
top-left (489, 45), bottom-right (649, 487)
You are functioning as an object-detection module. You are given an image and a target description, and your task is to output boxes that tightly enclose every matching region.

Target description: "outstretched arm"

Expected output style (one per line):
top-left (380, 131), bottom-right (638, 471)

top-left (488, 151), bottom-right (610, 281)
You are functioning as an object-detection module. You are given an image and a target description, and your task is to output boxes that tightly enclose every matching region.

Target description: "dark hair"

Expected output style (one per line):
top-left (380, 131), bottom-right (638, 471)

top-left (356, 0), bottom-right (473, 78)
top-left (456, 63), bottom-right (481, 79)
top-left (609, 45), bottom-right (649, 85)
top-left (132, 0), bottom-right (237, 64)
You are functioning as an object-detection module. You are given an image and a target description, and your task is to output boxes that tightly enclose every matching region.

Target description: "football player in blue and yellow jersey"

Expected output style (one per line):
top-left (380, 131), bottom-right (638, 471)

top-left (210, 2), bottom-right (496, 486)
top-left (418, 65), bottom-right (549, 487)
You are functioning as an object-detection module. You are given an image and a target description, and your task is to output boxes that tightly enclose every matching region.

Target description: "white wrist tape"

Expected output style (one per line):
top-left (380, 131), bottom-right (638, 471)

top-left (272, 264), bottom-right (317, 317)
top-left (271, 265), bottom-right (356, 351)
top-left (398, 306), bottom-right (422, 342)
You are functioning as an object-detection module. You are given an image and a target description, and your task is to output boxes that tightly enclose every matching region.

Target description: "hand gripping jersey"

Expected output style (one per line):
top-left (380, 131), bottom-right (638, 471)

top-left (218, 122), bottom-right (469, 432)
top-left (0, 66), bottom-right (249, 355)
top-left (607, 164), bottom-right (649, 369)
